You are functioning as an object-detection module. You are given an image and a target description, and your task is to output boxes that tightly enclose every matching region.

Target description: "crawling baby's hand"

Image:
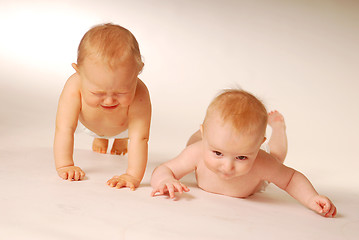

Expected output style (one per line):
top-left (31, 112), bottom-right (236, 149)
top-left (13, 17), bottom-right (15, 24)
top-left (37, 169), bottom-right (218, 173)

top-left (107, 174), bottom-right (140, 190)
top-left (57, 166), bottom-right (85, 181)
top-left (308, 195), bottom-right (337, 217)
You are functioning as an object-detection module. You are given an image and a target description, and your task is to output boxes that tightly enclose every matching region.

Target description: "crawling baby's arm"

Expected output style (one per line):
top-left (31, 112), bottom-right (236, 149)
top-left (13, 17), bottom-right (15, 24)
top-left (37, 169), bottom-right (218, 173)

top-left (107, 80), bottom-right (151, 190)
top-left (54, 74), bottom-right (85, 181)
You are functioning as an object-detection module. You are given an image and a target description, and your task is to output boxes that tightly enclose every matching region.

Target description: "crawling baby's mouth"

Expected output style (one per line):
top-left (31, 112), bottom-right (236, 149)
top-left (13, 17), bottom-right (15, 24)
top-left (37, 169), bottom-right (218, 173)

top-left (101, 104), bottom-right (119, 110)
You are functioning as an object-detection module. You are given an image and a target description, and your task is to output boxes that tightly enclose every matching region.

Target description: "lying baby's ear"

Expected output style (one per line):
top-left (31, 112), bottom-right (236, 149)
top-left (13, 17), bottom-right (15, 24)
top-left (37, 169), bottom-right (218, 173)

top-left (71, 63), bottom-right (80, 72)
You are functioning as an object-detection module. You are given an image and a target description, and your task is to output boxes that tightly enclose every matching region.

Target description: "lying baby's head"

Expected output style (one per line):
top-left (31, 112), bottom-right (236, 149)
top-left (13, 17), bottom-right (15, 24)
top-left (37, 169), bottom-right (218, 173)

top-left (203, 89), bottom-right (267, 137)
top-left (201, 89), bottom-right (268, 179)
top-left (76, 23), bottom-right (144, 73)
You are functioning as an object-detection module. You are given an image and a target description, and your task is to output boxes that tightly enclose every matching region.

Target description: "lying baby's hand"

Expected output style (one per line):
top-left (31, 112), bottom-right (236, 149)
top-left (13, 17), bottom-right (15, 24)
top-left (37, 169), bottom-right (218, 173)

top-left (151, 179), bottom-right (190, 199)
top-left (107, 174), bottom-right (140, 191)
top-left (308, 195), bottom-right (337, 217)
top-left (57, 166), bottom-right (85, 181)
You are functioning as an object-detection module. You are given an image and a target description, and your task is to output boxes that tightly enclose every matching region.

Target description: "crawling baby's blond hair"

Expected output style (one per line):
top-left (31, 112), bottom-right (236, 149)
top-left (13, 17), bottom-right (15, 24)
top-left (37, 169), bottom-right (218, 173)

top-left (204, 89), bottom-right (268, 135)
top-left (77, 23), bottom-right (144, 72)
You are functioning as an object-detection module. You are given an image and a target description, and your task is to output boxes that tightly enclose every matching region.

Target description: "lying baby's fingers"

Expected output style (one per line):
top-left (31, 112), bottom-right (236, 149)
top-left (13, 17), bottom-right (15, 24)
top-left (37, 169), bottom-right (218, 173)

top-left (173, 183), bottom-right (184, 194)
top-left (166, 183), bottom-right (176, 199)
top-left (325, 205), bottom-right (337, 218)
top-left (151, 189), bottom-right (159, 197)
top-left (180, 183), bottom-right (190, 192)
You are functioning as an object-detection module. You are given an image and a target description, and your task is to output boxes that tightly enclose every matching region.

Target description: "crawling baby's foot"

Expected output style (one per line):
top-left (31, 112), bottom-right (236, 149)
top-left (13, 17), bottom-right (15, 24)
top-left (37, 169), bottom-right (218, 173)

top-left (268, 110), bottom-right (286, 130)
top-left (92, 138), bottom-right (109, 154)
top-left (111, 138), bottom-right (128, 155)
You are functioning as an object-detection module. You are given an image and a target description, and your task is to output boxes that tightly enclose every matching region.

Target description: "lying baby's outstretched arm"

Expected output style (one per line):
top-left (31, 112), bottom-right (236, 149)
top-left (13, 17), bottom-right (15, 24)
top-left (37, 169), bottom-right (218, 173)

top-left (261, 153), bottom-right (337, 217)
top-left (151, 142), bottom-right (200, 199)
top-left (283, 170), bottom-right (337, 217)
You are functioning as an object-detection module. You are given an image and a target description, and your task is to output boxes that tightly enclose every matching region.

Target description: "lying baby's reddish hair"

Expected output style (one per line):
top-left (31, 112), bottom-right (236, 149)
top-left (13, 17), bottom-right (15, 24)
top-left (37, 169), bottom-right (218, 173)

top-left (204, 89), bottom-right (268, 135)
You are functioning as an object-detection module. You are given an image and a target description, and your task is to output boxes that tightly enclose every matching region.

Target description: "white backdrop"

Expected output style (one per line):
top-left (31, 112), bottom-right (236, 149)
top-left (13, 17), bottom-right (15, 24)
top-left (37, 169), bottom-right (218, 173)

top-left (0, 0), bottom-right (358, 239)
top-left (1, 0), bottom-right (358, 175)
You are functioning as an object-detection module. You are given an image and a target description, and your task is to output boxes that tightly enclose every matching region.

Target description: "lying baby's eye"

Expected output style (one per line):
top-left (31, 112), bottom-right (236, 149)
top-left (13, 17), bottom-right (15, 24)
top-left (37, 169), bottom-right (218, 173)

top-left (235, 156), bottom-right (248, 160)
top-left (213, 151), bottom-right (223, 157)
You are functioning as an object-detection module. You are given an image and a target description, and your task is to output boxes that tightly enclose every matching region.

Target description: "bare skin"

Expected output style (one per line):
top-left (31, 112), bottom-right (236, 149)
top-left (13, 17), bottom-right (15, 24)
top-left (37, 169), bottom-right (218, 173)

top-left (110, 138), bottom-right (129, 155)
top-left (92, 138), bottom-right (128, 155)
top-left (267, 110), bottom-right (287, 163)
top-left (151, 111), bottom-right (337, 217)
top-left (92, 138), bottom-right (109, 154)
top-left (54, 55), bottom-right (151, 190)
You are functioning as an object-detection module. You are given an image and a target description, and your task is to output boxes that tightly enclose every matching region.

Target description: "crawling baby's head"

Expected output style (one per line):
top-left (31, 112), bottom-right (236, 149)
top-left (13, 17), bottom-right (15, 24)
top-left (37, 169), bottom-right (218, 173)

top-left (203, 89), bottom-right (268, 137)
top-left (76, 23), bottom-right (144, 73)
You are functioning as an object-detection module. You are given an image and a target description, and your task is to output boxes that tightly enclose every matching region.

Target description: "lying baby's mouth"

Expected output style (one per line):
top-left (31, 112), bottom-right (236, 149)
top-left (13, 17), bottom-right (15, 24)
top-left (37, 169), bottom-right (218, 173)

top-left (219, 171), bottom-right (234, 179)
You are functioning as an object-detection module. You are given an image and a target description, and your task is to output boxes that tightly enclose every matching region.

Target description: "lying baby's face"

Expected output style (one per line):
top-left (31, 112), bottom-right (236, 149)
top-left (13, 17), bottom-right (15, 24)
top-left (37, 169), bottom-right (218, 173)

top-left (201, 116), bottom-right (264, 180)
top-left (79, 56), bottom-right (139, 111)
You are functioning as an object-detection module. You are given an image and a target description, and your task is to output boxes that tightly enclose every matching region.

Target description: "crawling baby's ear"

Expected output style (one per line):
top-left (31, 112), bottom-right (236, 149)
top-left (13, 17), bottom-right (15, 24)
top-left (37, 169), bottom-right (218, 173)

top-left (72, 63), bottom-right (80, 72)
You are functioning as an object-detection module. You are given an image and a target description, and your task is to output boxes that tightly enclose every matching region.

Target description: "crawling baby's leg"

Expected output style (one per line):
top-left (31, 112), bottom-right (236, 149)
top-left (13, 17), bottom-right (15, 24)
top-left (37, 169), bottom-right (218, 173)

top-left (92, 138), bottom-right (109, 154)
top-left (268, 110), bottom-right (287, 163)
top-left (111, 138), bottom-right (128, 155)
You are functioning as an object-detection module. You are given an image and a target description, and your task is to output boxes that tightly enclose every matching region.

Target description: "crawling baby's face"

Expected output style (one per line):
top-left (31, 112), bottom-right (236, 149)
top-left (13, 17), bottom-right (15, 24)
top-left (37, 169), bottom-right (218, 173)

top-left (201, 115), bottom-right (265, 180)
top-left (78, 56), bottom-right (139, 111)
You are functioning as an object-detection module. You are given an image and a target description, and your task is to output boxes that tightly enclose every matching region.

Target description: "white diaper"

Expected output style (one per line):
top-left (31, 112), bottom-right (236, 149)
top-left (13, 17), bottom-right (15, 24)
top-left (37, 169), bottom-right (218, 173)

top-left (76, 121), bottom-right (129, 139)
top-left (258, 140), bottom-right (270, 192)
top-left (260, 141), bottom-right (270, 153)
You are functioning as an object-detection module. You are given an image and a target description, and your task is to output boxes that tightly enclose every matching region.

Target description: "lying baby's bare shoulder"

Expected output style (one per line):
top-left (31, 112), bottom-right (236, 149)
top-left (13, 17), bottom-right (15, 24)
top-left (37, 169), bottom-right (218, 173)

top-left (181, 141), bottom-right (203, 164)
top-left (165, 141), bottom-right (202, 171)
top-left (252, 150), bottom-right (284, 179)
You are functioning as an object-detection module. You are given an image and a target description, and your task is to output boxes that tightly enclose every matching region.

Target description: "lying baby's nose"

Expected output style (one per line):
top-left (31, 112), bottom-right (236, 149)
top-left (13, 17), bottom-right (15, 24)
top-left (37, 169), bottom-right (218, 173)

top-left (222, 159), bottom-right (235, 171)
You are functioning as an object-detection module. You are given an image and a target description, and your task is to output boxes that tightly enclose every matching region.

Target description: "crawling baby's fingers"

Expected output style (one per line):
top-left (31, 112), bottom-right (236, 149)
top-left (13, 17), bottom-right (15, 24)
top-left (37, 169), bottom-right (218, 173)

top-left (67, 170), bottom-right (75, 181)
top-left (126, 181), bottom-right (136, 191)
top-left (58, 171), bottom-right (68, 180)
top-left (107, 177), bottom-right (120, 187)
top-left (74, 171), bottom-right (81, 181)
top-left (115, 181), bottom-right (126, 189)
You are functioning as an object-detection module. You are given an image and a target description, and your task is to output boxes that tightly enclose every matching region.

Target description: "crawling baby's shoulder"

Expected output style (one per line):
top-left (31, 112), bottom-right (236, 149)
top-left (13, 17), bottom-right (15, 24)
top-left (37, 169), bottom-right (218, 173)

top-left (63, 73), bottom-right (81, 91)
top-left (134, 78), bottom-right (150, 98)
